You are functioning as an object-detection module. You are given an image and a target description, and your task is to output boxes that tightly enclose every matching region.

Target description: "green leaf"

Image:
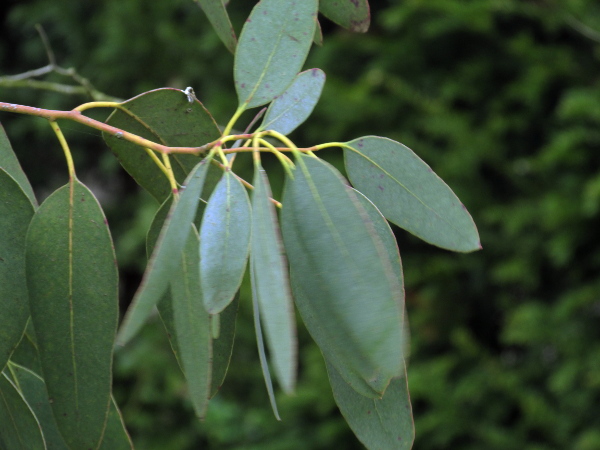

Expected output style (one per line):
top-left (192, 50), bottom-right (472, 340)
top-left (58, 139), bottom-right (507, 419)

top-left (259, 69), bottom-right (326, 136)
top-left (313, 19), bottom-right (324, 46)
top-left (0, 170), bottom-right (35, 371)
top-left (326, 360), bottom-right (414, 450)
top-left (200, 171), bottom-right (251, 314)
top-left (250, 162), bottom-right (297, 393)
top-left (171, 226), bottom-right (212, 419)
top-left (25, 179), bottom-right (118, 450)
top-left (345, 136), bottom-right (481, 252)
top-left (251, 264), bottom-right (281, 421)
top-left (0, 123), bottom-right (37, 207)
top-left (8, 363), bottom-right (133, 450)
top-left (210, 293), bottom-right (238, 397)
top-left (118, 159), bottom-right (212, 346)
top-left (0, 371), bottom-right (45, 450)
top-left (104, 88), bottom-right (220, 203)
top-left (319, 0), bottom-right (370, 33)
top-left (8, 363), bottom-right (68, 449)
top-left (234, 0), bottom-right (318, 108)
top-left (194, 0), bottom-right (237, 53)
top-left (281, 154), bottom-right (405, 395)
top-left (99, 397), bottom-right (134, 450)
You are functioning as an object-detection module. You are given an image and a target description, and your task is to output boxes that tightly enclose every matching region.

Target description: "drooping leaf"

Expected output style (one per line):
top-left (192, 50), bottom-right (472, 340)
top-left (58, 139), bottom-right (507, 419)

top-left (146, 194), bottom-right (237, 398)
top-left (170, 226), bottom-right (212, 419)
top-left (98, 397), bottom-right (134, 450)
top-left (250, 162), bottom-right (297, 393)
top-left (319, 0), bottom-right (370, 33)
top-left (104, 88), bottom-right (220, 203)
top-left (0, 371), bottom-right (45, 450)
top-left (118, 158), bottom-right (212, 346)
top-left (250, 263), bottom-right (281, 421)
top-left (200, 171), bottom-right (251, 314)
top-left (259, 69), bottom-right (326, 136)
top-left (0, 123), bottom-right (37, 206)
top-left (345, 136), bottom-right (481, 252)
top-left (0, 170), bottom-right (35, 371)
top-left (8, 362), bottom-right (68, 449)
top-left (210, 293), bottom-right (238, 397)
top-left (8, 322), bottom-right (41, 376)
top-left (326, 360), bottom-right (414, 450)
top-left (194, 0), bottom-right (237, 53)
top-left (25, 179), bottom-right (118, 450)
top-left (234, 0), bottom-right (318, 108)
top-left (313, 19), bottom-right (324, 46)
top-left (281, 154), bottom-right (405, 395)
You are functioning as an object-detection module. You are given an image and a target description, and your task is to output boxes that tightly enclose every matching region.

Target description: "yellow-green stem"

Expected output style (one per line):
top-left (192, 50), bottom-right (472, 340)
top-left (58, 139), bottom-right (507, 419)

top-left (49, 120), bottom-right (76, 179)
top-left (73, 101), bottom-right (122, 112)
top-left (161, 153), bottom-right (178, 194)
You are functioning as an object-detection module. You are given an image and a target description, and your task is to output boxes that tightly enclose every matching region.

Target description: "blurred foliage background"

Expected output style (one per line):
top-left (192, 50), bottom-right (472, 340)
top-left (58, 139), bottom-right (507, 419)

top-left (2, 0), bottom-right (600, 448)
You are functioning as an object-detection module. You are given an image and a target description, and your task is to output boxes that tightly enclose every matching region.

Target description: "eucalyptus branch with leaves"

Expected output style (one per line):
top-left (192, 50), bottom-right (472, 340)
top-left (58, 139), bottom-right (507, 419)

top-left (0, 1), bottom-right (480, 449)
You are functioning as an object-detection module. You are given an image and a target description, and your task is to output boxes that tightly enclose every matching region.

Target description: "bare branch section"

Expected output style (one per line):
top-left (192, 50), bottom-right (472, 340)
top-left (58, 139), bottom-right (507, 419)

top-left (0, 24), bottom-right (121, 102)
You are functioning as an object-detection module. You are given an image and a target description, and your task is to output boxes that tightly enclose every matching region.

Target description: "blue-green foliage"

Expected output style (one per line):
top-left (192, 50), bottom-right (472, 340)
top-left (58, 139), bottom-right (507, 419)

top-left (2, 0), bottom-right (600, 448)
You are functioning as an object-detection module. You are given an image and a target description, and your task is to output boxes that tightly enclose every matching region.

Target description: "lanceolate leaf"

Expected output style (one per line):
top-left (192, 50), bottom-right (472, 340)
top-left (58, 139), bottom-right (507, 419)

top-left (171, 227), bottom-right (212, 419)
top-left (345, 136), bottom-right (481, 252)
top-left (194, 0), bottom-right (237, 53)
top-left (104, 88), bottom-right (221, 203)
top-left (200, 171), bottom-right (251, 314)
top-left (118, 159), bottom-right (212, 346)
top-left (0, 123), bottom-right (37, 206)
top-left (251, 163), bottom-right (297, 393)
top-left (326, 360), bottom-right (414, 450)
top-left (259, 69), bottom-right (326, 136)
top-left (147, 196), bottom-right (238, 398)
top-left (319, 0), bottom-right (370, 33)
top-left (234, 0), bottom-right (318, 108)
top-left (99, 397), bottom-right (134, 450)
top-left (281, 154), bottom-right (405, 395)
top-left (0, 170), bottom-right (35, 371)
top-left (26, 179), bottom-right (118, 449)
top-left (251, 264), bottom-right (281, 421)
top-left (0, 371), bottom-right (45, 450)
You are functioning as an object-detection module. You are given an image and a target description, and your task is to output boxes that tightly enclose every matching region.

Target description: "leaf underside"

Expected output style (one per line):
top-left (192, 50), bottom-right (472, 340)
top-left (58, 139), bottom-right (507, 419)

top-left (319, 0), bottom-right (371, 33)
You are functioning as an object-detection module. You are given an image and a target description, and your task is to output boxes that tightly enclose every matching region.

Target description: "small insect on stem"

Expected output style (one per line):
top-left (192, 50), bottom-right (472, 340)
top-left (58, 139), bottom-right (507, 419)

top-left (183, 87), bottom-right (196, 103)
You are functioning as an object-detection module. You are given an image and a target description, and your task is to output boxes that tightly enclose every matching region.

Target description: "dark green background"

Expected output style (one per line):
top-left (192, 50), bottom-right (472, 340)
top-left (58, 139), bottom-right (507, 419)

top-left (2, 0), bottom-right (600, 448)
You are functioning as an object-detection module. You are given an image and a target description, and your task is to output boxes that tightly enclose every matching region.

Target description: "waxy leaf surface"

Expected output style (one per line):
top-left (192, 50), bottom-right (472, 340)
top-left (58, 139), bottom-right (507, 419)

top-left (345, 136), bottom-right (481, 252)
top-left (251, 163), bottom-right (297, 393)
top-left (195, 0), bottom-right (237, 53)
top-left (118, 159), bottom-right (211, 346)
top-left (319, 0), bottom-right (370, 33)
top-left (259, 69), bottom-right (325, 136)
top-left (147, 197), bottom-right (238, 398)
top-left (171, 227), bottom-right (212, 419)
top-left (200, 171), bottom-right (251, 314)
top-left (281, 155), bottom-right (405, 394)
top-left (104, 88), bottom-right (220, 203)
top-left (0, 170), bottom-right (35, 371)
top-left (326, 360), bottom-right (414, 450)
top-left (26, 179), bottom-right (118, 450)
top-left (0, 123), bottom-right (37, 206)
top-left (0, 371), bottom-right (45, 450)
top-left (234, 0), bottom-right (318, 108)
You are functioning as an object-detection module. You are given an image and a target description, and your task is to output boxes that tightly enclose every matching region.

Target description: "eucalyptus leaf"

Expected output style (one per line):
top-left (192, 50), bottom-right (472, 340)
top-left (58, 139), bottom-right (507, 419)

top-left (281, 154), bottom-right (405, 394)
top-left (0, 169), bottom-right (35, 371)
top-left (0, 123), bottom-right (37, 206)
top-left (99, 397), bottom-right (134, 450)
top-left (319, 0), bottom-right (370, 33)
top-left (170, 226), bottom-right (212, 419)
top-left (200, 171), bottom-right (251, 314)
top-left (251, 261), bottom-right (281, 421)
top-left (26, 179), bottom-right (118, 450)
top-left (234, 0), bottom-right (318, 108)
top-left (0, 371), bottom-right (45, 450)
top-left (210, 293), bottom-right (238, 397)
top-left (259, 69), bottom-right (326, 136)
top-left (326, 360), bottom-right (414, 450)
top-left (118, 158), bottom-right (212, 346)
top-left (195, 0), bottom-right (237, 53)
top-left (251, 163), bottom-right (297, 394)
top-left (345, 136), bottom-right (481, 252)
top-left (104, 88), bottom-right (220, 203)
